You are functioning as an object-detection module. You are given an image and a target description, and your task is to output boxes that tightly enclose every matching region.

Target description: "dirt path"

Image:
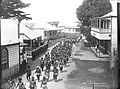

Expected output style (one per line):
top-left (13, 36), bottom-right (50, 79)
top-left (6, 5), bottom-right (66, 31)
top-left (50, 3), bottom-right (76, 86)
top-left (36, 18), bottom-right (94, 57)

top-left (1, 42), bottom-right (77, 89)
top-left (46, 42), bottom-right (77, 89)
top-left (65, 41), bottom-right (112, 89)
top-left (2, 41), bottom-right (112, 89)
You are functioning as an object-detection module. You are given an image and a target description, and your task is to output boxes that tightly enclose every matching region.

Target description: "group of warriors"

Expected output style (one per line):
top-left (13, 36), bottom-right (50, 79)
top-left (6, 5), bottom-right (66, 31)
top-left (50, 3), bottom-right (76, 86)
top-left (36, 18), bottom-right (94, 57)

top-left (7, 38), bottom-right (75, 89)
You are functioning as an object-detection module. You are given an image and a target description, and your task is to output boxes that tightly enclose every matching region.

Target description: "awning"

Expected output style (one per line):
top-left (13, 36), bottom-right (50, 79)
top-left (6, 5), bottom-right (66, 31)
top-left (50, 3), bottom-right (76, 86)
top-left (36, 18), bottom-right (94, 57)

top-left (20, 42), bottom-right (28, 47)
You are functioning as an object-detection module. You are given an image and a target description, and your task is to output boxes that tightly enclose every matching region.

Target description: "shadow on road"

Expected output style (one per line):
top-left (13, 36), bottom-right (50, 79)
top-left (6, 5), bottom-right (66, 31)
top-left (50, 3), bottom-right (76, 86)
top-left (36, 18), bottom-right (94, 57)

top-left (73, 54), bottom-right (83, 56)
top-left (67, 61), bottom-right (72, 64)
top-left (65, 65), bottom-right (70, 67)
top-left (48, 79), bottom-right (54, 82)
top-left (61, 70), bottom-right (67, 73)
top-left (57, 78), bottom-right (63, 82)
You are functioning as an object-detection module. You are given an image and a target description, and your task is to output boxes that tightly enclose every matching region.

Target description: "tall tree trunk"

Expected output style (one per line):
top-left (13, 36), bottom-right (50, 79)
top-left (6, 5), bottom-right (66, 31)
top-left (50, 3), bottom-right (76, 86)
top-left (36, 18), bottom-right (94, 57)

top-left (18, 19), bottom-right (21, 39)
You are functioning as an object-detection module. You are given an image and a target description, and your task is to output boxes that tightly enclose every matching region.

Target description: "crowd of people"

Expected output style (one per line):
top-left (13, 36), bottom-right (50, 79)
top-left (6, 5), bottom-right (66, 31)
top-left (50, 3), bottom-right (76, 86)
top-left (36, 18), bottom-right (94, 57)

top-left (7, 38), bottom-right (73, 89)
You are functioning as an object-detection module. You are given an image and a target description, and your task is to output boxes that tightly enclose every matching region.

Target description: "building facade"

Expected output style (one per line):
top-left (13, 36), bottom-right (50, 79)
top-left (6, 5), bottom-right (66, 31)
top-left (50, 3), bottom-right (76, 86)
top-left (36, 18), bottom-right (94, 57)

top-left (1, 19), bottom-right (20, 81)
top-left (30, 22), bottom-right (59, 40)
top-left (90, 17), bottom-right (111, 57)
top-left (64, 26), bottom-right (80, 33)
top-left (90, 1), bottom-right (118, 88)
top-left (20, 24), bottom-right (43, 59)
top-left (90, 11), bottom-right (117, 61)
top-left (44, 29), bottom-right (58, 39)
top-left (1, 44), bottom-right (19, 80)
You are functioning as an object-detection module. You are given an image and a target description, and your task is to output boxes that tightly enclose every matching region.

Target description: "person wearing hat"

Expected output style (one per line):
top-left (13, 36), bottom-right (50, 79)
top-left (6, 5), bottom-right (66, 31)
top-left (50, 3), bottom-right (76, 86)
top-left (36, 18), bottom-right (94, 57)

top-left (35, 66), bottom-right (42, 82)
top-left (7, 77), bottom-right (16, 89)
top-left (59, 60), bottom-right (64, 73)
top-left (16, 78), bottom-right (25, 89)
top-left (40, 57), bottom-right (44, 71)
top-left (43, 69), bottom-right (50, 81)
top-left (26, 66), bottom-right (31, 81)
top-left (29, 76), bottom-right (36, 89)
top-left (53, 67), bottom-right (59, 82)
top-left (46, 60), bottom-right (51, 71)
top-left (40, 77), bottom-right (48, 89)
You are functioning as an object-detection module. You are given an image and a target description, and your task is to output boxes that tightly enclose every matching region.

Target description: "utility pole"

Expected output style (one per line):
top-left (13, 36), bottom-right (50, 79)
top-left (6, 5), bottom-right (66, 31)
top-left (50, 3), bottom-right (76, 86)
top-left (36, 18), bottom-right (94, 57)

top-left (0, 15), bottom-right (1, 88)
top-left (0, 0), bottom-right (2, 86)
top-left (117, 2), bottom-right (120, 89)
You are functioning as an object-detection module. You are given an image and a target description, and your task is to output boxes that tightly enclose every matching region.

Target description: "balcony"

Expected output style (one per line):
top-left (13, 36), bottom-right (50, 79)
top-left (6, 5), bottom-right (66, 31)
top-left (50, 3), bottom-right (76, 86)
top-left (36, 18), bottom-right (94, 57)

top-left (91, 18), bottom-right (111, 40)
top-left (91, 30), bottom-right (111, 40)
top-left (91, 27), bottom-right (111, 33)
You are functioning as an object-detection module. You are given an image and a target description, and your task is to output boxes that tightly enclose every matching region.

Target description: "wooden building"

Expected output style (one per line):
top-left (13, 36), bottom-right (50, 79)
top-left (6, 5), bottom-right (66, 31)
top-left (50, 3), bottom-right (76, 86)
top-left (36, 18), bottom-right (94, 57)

top-left (90, 11), bottom-right (117, 59)
top-left (1, 19), bottom-right (20, 81)
top-left (30, 22), bottom-right (58, 40)
top-left (64, 26), bottom-right (80, 33)
top-left (20, 24), bottom-right (43, 59)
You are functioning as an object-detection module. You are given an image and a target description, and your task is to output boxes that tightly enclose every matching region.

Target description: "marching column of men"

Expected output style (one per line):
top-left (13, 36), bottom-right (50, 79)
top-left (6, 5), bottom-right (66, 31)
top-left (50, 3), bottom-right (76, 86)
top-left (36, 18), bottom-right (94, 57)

top-left (7, 38), bottom-right (73, 89)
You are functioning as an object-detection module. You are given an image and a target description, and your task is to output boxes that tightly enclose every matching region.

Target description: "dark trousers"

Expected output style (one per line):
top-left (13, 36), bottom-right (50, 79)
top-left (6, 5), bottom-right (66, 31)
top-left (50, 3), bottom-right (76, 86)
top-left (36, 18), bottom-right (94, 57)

top-left (26, 74), bottom-right (31, 80)
top-left (36, 75), bottom-right (40, 81)
top-left (60, 67), bottom-right (63, 72)
top-left (53, 74), bottom-right (58, 82)
top-left (30, 86), bottom-right (35, 89)
top-left (41, 65), bottom-right (44, 71)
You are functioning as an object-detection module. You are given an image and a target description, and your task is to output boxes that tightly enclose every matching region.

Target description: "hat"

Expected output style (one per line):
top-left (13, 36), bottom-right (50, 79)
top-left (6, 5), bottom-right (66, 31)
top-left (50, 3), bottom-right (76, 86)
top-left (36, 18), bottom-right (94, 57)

top-left (36, 66), bottom-right (39, 68)
top-left (28, 66), bottom-right (30, 68)
top-left (32, 76), bottom-right (34, 79)
top-left (18, 78), bottom-right (22, 81)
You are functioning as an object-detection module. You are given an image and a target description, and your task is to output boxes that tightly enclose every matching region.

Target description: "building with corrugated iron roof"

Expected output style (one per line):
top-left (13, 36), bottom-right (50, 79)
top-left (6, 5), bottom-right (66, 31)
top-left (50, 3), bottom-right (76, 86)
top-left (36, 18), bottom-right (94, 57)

top-left (1, 19), bottom-right (20, 81)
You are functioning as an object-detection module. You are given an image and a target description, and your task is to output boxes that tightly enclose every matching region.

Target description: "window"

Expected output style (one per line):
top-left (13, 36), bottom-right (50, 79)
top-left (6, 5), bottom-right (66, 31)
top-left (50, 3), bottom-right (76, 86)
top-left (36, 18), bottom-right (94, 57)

top-left (54, 31), bottom-right (57, 35)
top-left (50, 31), bottom-right (52, 36)
top-left (1, 47), bottom-right (9, 70)
top-left (97, 20), bottom-right (99, 28)
top-left (104, 20), bottom-right (106, 29)
top-left (44, 31), bottom-right (47, 36)
top-left (101, 20), bottom-right (103, 29)
top-left (23, 40), bottom-right (31, 47)
top-left (95, 20), bottom-right (97, 28)
top-left (107, 20), bottom-right (110, 29)
top-left (53, 31), bottom-right (56, 35)
top-left (53, 31), bottom-right (54, 35)
top-left (91, 20), bottom-right (93, 27)
top-left (93, 20), bottom-right (96, 28)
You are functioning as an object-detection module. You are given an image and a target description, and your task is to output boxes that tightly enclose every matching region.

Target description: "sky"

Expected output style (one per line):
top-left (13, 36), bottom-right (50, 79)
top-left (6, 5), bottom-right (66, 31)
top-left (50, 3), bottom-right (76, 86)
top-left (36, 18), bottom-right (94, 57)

top-left (21, 0), bottom-right (118, 25)
top-left (21, 0), bottom-right (83, 25)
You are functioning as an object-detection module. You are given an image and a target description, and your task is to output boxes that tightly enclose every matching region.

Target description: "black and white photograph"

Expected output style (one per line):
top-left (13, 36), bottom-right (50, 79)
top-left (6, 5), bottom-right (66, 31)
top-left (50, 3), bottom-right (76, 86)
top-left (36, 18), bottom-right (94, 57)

top-left (0, 0), bottom-right (119, 89)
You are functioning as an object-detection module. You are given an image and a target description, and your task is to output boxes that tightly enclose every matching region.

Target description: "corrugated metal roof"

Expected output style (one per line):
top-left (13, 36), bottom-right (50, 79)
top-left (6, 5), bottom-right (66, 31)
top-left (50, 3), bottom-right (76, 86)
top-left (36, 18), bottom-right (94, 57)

top-left (20, 42), bottom-right (28, 47)
top-left (1, 19), bottom-right (19, 45)
top-left (91, 10), bottom-right (117, 20)
top-left (20, 24), bottom-right (42, 40)
top-left (32, 22), bottom-right (57, 30)
top-left (58, 22), bottom-right (78, 27)
top-left (101, 11), bottom-right (117, 18)
top-left (64, 26), bottom-right (80, 29)
top-left (102, 0), bottom-right (117, 18)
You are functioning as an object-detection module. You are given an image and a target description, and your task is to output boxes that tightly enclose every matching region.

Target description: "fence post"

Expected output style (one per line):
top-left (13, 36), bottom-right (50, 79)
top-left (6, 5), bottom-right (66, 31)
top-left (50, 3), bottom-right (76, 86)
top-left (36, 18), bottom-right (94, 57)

top-left (93, 83), bottom-right (94, 89)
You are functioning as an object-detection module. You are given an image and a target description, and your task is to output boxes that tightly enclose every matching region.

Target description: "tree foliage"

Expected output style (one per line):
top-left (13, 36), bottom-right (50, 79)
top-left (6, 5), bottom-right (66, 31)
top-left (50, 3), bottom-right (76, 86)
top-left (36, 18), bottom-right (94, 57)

top-left (0, 0), bottom-right (32, 21)
top-left (76, 0), bottom-right (112, 26)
